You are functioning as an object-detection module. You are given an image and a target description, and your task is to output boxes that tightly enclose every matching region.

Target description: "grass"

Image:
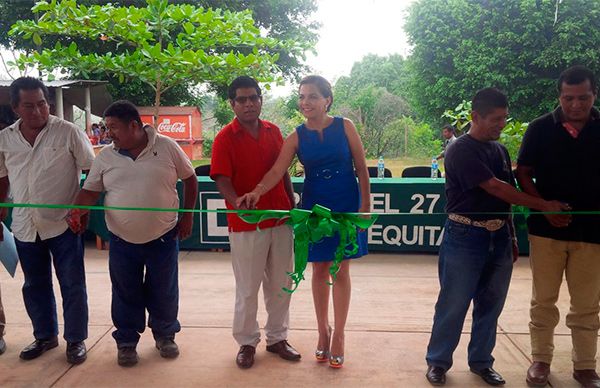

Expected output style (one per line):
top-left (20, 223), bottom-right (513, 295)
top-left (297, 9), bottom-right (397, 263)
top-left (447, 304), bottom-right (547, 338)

top-left (192, 159), bottom-right (210, 168)
top-left (191, 157), bottom-right (433, 178)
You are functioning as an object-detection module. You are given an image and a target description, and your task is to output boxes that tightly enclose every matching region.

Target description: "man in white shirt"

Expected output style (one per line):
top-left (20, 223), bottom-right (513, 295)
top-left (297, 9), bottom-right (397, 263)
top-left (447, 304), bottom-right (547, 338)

top-left (68, 100), bottom-right (197, 367)
top-left (436, 125), bottom-right (458, 161)
top-left (0, 77), bottom-right (95, 364)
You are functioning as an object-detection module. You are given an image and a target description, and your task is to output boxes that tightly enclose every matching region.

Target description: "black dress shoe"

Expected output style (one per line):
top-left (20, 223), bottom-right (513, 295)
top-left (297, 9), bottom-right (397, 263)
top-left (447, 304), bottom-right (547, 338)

top-left (66, 341), bottom-right (87, 364)
top-left (470, 367), bottom-right (506, 386)
top-left (0, 337), bottom-right (5, 355)
top-left (20, 337), bottom-right (59, 360)
top-left (155, 337), bottom-right (179, 359)
top-left (426, 365), bottom-right (446, 386)
top-left (266, 340), bottom-right (301, 361)
top-left (117, 346), bottom-right (138, 367)
top-left (573, 369), bottom-right (600, 388)
top-left (236, 345), bottom-right (255, 369)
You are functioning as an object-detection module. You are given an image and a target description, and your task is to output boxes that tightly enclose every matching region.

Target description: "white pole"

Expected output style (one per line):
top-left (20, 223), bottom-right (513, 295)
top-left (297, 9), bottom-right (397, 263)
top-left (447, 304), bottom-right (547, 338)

top-left (85, 86), bottom-right (91, 135)
top-left (55, 87), bottom-right (64, 119)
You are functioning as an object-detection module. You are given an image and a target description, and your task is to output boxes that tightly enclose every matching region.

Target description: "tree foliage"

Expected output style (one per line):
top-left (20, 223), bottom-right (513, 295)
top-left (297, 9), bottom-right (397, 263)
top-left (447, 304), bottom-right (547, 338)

top-left (332, 54), bottom-right (412, 157)
top-left (9, 0), bottom-right (307, 120)
top-left (405, 0), bottom-right (600, 124)
top-left (1, 0), bottom-right (317, 105)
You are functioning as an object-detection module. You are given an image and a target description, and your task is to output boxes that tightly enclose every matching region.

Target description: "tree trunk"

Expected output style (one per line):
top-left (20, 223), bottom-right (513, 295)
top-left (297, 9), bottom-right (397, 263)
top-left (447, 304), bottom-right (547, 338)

top-left (153, 78), bottom-right (162, 127)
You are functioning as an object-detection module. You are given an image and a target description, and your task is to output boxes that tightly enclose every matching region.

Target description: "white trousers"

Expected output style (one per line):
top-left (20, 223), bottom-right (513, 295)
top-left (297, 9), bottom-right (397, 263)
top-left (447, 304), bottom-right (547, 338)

top-left (229, 225), bottom-right (293, 347)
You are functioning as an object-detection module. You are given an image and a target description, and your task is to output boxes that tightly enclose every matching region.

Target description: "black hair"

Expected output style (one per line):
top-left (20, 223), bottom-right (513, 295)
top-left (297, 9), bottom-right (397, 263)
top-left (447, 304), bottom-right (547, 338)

top-left (228, 76), bottom-right (262, 100)
top-left (299, 75), bottom-right (333, 112)
top-left (103, 100), bottom-right (143, 126)
top-left (442, 124), bottom-right (455, 133)
top-left (9, 77), bottom-right (50, 107)
top-left (557, 65), bottom-right (598, 94)
top-left (472, 88), bottom-right (508, 117)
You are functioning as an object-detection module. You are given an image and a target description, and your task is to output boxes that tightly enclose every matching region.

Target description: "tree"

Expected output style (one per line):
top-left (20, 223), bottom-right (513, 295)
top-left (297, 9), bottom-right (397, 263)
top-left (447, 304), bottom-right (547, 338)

top-left (9, 0), bottom-right (306, 122)
top-left (405, 0), bottom-right (600, 124)
top-left (1, 0), bottom-right (317, 105)
top-left (332, 55), bottom-right (412, 157)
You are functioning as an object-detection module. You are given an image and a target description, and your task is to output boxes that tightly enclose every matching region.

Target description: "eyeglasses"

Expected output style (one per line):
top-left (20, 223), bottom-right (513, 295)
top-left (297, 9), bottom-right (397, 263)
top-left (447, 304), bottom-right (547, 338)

top-left (233, 95), bottom-right (261, 104)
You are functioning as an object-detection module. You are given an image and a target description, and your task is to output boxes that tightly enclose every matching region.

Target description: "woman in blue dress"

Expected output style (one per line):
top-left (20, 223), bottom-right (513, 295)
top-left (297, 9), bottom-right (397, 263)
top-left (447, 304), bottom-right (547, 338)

top-left (237, 75), bottom-right (371, 368)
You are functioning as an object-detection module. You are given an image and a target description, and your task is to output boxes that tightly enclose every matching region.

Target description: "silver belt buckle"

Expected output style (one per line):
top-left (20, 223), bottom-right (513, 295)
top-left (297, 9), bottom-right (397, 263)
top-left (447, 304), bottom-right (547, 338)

top-left (481, 219), bottom-right (504, 231)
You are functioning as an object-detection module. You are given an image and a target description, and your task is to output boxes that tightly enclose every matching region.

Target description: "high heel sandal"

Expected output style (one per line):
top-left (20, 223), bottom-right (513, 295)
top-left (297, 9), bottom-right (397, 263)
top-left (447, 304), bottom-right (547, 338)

top-left (329, 331), bottom-right (344, 368)
top-left (329, 354), bottom-right (344, 369)
top-left (315, 326), bottom-right (332, 362)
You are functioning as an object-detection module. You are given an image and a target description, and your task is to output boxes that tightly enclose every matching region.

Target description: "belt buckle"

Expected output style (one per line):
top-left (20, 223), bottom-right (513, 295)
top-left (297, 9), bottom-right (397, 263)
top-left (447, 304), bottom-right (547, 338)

top-left (483, 219), bottom-right (504, 231)
top-left (321, 168), bottom-right (332, 179)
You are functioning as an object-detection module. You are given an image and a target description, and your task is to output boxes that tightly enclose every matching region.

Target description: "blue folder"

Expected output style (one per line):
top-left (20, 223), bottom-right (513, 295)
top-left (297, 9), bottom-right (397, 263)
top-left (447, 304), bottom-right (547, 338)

top-left (0, 223), bottom-right (18, 277)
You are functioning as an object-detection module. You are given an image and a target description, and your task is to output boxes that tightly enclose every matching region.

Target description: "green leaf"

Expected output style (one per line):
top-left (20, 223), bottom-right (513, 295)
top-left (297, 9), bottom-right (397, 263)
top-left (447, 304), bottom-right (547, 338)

top-left (68, 41), bottom-right (77, 56)
top-left (183, 22), bottom-right (194, 35)
top-left (32, 32), bottom-right (42, 46)
top-left (225, 52), bottom-right (236, 66)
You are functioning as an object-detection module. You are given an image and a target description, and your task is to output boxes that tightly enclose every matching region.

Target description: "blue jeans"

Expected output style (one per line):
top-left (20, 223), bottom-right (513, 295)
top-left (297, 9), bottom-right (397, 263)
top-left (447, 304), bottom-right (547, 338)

top-left (15, 229), bottom-right (88, 342)
top-left (426, 220), bottom-right (513, 371)
top-left (109, 228), bottom-right (181, 347)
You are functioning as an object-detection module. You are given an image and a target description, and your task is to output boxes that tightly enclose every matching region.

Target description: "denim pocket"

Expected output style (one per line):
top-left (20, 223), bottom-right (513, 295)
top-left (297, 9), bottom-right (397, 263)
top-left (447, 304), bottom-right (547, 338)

top-left (446, 221), bottom-right (471, 238)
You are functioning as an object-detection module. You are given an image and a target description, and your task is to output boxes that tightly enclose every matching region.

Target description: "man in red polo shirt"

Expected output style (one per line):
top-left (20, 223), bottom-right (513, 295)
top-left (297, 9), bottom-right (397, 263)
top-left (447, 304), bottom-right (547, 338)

top-left (211, 76), bottom-right (300, 369)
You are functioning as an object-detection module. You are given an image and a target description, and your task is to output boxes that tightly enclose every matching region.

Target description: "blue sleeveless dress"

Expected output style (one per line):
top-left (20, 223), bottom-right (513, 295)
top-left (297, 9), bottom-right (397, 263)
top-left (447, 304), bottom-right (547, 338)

top-left (296, 116), bottom-right (368, 262)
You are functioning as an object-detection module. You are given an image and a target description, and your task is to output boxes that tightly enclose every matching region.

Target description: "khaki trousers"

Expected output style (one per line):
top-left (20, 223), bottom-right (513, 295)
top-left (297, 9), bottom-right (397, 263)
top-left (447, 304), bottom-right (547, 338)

top-left (529, 235), bottom-right (600, 369)
top-left (0, 285), bottom-right (5, 338)
top-left (229, 225), bottom-right (293, 347)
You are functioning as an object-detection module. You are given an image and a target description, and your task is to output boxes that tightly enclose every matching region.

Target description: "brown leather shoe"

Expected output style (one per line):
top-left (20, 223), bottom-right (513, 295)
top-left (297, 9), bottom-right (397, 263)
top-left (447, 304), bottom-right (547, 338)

top-left (573, 369), bottom-right (600, 388)
top-left (236, 345), bottom-right (255, 369)
top-left (526, 362), bottom-right (550, 386)
top-left (266, 340), bottom-right (301, 361)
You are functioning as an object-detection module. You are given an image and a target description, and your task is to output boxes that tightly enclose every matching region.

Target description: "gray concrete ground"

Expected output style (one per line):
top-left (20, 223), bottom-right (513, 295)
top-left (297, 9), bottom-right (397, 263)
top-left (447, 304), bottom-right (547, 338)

top-left (0, 246), bottom-right (588, 387)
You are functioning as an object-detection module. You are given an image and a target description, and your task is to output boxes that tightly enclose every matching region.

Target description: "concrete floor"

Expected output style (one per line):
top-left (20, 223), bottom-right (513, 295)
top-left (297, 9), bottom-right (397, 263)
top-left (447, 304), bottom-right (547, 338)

top-left (0, 246), bottom-right (589, 387)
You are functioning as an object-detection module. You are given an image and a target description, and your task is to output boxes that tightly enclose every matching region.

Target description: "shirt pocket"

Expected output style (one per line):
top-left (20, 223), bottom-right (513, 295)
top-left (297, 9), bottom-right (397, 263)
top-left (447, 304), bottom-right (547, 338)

top-left (41, 146), bottom-right (71, 167)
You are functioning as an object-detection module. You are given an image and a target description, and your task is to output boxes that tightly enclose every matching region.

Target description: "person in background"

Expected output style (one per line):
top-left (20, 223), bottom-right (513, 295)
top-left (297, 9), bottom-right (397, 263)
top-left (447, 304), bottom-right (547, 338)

top-left (436, 124), bottom-right (457, 161)
top-left (238, 75), bottom-right (371, 369)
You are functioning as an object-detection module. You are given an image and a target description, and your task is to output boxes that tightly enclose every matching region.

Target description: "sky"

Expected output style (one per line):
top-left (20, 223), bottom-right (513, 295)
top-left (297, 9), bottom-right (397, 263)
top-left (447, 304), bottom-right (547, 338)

top-left (306, 0), bottom-right (415, 82)
top-left (268, 0), bottom-right (416, 95)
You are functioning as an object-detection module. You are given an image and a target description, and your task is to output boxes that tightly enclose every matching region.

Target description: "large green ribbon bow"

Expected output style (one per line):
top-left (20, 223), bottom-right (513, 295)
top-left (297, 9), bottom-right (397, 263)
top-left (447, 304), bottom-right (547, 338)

top-left (239, 204), bottom-right (378, 293)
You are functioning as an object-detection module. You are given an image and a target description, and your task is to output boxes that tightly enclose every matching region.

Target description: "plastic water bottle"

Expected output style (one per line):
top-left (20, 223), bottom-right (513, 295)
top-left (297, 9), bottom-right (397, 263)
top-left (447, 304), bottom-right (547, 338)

top-left (431, 158), bottom-right (438, 180)
top-left (377, 156), bottom-right (385, 179)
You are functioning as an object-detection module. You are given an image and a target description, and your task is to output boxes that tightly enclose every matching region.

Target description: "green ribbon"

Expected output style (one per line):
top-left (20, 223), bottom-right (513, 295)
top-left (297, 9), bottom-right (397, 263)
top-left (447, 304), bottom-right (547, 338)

top-left (2, 201), bottom-right (599, 293)
top-left (239, 204), bottom-right (378, 293)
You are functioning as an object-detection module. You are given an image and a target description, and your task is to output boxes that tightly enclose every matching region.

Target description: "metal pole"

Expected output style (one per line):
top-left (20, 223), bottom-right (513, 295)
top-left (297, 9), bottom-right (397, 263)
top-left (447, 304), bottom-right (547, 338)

top-left (85, 86), bottom-right (91, 135)
top-left (55, 87), bottom-right (64, 119)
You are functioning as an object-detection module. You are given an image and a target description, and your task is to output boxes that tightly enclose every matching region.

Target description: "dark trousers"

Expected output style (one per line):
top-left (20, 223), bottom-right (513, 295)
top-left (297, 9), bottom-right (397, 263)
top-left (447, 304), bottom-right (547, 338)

top-left (426, 220), bottom-right (513, 371)
top-left (15, 229), bottom-right (88, 343)
top-left (109, 228), bottom-right (181, 347)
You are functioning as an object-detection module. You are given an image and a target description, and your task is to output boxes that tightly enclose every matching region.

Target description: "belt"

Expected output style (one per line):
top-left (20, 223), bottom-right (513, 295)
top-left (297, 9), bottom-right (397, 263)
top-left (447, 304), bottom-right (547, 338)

top-left (448, 213), bottom-right (506, 232)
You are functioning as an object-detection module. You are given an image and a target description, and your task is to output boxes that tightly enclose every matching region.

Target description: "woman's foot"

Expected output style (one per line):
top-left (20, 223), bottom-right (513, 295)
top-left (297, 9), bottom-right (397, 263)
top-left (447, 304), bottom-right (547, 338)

top-left (329, 330), bottom-right (344, 368)
top-left (315, 326), bottom-right (332, 362)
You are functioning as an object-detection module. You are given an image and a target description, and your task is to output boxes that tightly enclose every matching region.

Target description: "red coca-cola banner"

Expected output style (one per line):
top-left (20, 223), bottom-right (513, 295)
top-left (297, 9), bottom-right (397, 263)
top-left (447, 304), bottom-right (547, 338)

top-left (140, 114), bottom-right (192, 140)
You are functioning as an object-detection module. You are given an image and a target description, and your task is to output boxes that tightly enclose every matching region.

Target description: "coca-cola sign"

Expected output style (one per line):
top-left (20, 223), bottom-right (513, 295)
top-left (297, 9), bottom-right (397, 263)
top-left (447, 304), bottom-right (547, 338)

top-left (158, 119), bottom-right (186, 133)
top-left (140, 114), bottom-right (192, 140)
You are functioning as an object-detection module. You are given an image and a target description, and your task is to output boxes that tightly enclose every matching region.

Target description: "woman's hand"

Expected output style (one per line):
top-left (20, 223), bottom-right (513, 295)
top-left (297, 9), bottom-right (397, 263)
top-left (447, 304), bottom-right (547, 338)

top-left (236, 191), bottom-right (261, 210)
